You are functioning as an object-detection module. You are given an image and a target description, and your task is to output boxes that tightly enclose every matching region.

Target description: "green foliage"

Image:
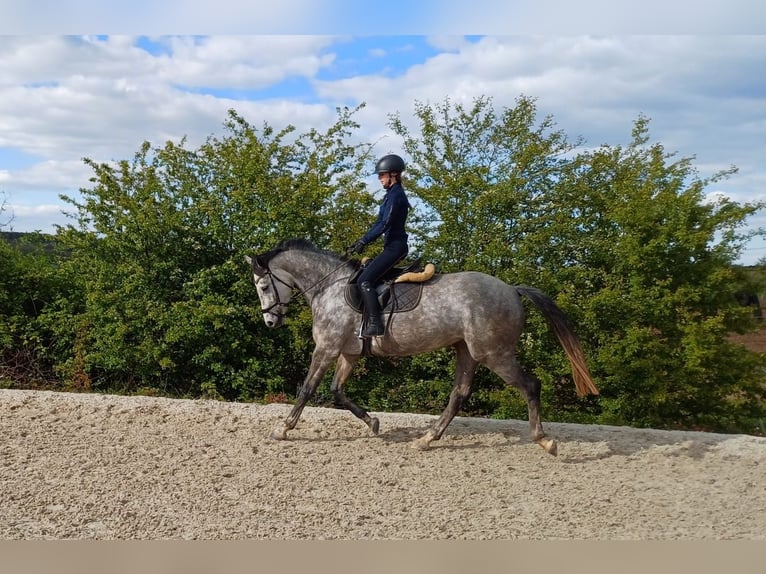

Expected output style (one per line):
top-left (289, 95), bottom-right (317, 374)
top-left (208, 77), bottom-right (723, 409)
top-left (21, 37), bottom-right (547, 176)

top-left (545, 117), bottom-right (766, 432)
top-left (2, 98), bottom-right (765, 435)
top-left (48, 106), bottom-right (371, 399)
top-left (388, 97), bottom-right (765, 433)
top-left (0, 232), bottom-right (83, 388)
top-left (390, 94), bottom-right (578, 280)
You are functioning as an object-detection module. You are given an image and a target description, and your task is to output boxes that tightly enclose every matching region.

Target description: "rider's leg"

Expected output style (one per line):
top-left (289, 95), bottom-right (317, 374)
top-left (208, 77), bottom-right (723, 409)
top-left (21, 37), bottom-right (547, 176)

top-left (359, 280), bottom-right (384, 337)
top-left (357, 240), bottom-right (407, 338)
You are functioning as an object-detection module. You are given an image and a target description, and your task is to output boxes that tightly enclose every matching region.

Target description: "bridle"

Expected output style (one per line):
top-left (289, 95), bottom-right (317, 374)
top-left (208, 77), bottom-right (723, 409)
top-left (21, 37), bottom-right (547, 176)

top-left (257, 267), bottom-right (293, 319)
top-left (251, 257), bottom-right (350, 319)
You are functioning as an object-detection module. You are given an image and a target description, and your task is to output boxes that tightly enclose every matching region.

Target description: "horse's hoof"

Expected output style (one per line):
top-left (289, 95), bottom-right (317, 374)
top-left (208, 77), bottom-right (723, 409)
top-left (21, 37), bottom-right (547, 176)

top-left (269, 427), bottom-right (288, 441)
top-left (537, 437), bottom-right (558, 456)
top-left (369, 417), bottom-right (380, 435)
top-left (412, 439), bottom-right (430, 450)
top-left (412, 434), bottom-right (434, 450)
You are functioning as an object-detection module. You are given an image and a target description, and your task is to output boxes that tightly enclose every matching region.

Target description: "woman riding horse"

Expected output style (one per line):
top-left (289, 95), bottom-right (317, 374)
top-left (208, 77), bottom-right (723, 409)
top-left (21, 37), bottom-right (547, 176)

top-left (349, 154), bottom-right (411, 338)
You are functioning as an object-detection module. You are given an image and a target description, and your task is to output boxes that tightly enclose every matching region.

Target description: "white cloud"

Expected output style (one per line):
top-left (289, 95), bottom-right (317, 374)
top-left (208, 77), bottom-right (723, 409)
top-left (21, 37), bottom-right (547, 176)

top-left (0, 36), bottom-right (342, 165)
top-left (158, 36), bottom-right (338, 88)
top-left (1, 34), bottom-right (765, 263)
top-left (1, 202), bottom-right (71, 234)
top-left (7, 203), bottom-right (66, 217)
top-left (5, 160), bottom-right (91, 190)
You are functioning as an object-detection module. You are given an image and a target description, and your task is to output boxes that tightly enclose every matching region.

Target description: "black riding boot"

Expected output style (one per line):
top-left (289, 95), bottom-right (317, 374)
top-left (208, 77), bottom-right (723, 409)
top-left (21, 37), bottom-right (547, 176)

top-left (359, 281), bottom-right (384, 338)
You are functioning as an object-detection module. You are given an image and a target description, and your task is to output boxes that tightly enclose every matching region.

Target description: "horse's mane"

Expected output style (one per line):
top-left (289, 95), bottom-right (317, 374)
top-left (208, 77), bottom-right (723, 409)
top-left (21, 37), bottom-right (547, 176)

top-left (260, 238), bottom-right (360, 269)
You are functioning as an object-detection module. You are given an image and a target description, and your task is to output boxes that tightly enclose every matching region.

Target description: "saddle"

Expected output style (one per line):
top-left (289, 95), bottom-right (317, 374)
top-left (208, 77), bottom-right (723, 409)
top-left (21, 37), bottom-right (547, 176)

top-left (344, 258), bottom-right (437, 315)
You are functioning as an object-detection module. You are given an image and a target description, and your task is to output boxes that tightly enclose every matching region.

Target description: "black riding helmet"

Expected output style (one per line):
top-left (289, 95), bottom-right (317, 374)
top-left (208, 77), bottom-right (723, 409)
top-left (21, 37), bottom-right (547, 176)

top-left (373, 154), bottom-right (406, 174)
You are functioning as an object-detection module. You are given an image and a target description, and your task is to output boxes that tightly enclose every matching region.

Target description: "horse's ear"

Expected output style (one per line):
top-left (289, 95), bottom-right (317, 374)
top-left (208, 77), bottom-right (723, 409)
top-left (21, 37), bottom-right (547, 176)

top-left (246, 255), bottom-right (267, 276)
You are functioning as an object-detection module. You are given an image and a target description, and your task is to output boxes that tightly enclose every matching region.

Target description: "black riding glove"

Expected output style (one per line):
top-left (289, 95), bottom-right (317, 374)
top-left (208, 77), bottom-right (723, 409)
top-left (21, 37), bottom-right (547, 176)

top-left (350, 239), bottom-right (366, 255)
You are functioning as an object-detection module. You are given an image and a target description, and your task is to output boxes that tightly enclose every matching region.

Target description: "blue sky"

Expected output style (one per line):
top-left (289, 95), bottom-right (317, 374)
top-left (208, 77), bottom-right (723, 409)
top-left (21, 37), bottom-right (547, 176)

top-left (1, 2), bottom-right (766, 263)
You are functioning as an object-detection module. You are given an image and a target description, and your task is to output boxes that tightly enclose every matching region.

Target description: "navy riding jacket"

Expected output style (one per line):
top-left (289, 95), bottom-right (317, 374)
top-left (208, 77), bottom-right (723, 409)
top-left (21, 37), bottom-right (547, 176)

top-left (361, 182), bottom-right (410, 246)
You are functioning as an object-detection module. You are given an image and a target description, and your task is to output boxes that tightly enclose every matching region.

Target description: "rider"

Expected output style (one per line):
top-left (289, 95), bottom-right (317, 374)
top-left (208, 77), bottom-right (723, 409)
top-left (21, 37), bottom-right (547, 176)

top-left (349, 154), bottom-right (411, 338)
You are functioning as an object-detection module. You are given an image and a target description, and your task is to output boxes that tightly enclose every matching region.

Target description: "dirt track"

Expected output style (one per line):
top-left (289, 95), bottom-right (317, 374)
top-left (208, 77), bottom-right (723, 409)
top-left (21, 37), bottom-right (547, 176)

top-left (1, 389), bottom-right (764, 540)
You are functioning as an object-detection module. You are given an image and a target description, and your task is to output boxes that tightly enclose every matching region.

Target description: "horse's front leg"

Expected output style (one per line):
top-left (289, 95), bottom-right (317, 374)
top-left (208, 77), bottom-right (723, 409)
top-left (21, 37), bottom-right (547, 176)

top-left (330, 354), bottom-right (379, 435)
top-left (269, 349), bottom-right (335, 441)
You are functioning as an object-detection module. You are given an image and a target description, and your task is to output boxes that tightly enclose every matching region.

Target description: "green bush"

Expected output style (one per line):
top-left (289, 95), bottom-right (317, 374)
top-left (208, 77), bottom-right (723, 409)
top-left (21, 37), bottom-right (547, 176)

top-left (2, 97), bottom-right (764, 435)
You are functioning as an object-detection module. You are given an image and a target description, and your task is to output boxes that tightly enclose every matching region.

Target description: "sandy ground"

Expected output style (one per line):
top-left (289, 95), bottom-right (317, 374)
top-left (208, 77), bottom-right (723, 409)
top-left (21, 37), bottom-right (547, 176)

top-left (1, 389), bottom-right (764, 540)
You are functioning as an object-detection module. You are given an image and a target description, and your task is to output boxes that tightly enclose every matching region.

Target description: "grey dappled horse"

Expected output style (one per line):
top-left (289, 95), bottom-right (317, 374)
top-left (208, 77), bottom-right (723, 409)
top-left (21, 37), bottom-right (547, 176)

top-left (246, 239), bottom-right (599, 454)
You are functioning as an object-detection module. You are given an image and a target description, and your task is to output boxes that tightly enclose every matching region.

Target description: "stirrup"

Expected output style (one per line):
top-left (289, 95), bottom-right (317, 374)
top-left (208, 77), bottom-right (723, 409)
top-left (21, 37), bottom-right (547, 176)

top-left (360, 317), bottom-right (384, 338)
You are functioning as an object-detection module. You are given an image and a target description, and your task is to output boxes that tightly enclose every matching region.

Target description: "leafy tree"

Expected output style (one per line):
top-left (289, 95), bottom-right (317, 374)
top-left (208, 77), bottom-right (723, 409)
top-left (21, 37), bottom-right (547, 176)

top-left (388, 97), bottom-right (765, 432)
top-left (2, 99), bottom-right (764, 435)
top-left (389, 95), bottom-right (579, 280)
top-left (544, 117), bottom-right (766, 431)
top-left (56, 106), bottom-right (371, 399)
top-left (0, 232), bottom-right (82, 388)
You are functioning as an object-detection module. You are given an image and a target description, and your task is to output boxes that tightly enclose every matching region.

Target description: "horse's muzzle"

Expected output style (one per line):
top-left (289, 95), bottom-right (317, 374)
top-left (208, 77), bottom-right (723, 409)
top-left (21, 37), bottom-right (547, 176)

top-left (263, 313), bottom-right (284, 328)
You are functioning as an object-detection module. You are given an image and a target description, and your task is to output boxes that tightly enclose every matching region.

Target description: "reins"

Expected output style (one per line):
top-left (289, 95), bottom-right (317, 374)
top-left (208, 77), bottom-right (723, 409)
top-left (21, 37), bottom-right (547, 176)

top-left (258, 259), bottom-right (350, 317)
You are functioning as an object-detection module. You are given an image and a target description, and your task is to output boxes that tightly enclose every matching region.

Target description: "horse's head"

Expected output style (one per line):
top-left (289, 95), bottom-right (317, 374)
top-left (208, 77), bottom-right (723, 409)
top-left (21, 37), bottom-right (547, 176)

top-left (245, 254), bottom-right (294, 328)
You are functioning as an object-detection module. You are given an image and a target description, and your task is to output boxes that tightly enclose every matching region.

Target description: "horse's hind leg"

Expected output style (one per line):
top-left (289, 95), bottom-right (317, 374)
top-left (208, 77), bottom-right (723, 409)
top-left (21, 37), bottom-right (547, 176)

top-left (330, 354), bottom-right (380, 435)
top-left (485, 353), bottom-right (557, 456)
top-left (413, 341), bottom-right (478, 450)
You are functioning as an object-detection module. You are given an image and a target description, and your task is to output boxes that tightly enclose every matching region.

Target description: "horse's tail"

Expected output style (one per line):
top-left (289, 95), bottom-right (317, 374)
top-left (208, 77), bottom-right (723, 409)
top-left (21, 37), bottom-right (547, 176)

top-left (515, 286), bottom-right (599, 397)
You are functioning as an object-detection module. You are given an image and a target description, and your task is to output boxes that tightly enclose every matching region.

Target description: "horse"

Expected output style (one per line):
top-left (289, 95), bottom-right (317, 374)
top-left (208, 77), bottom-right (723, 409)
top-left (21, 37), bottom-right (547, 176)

top-left (245, 238), bottom-right (599, 454)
